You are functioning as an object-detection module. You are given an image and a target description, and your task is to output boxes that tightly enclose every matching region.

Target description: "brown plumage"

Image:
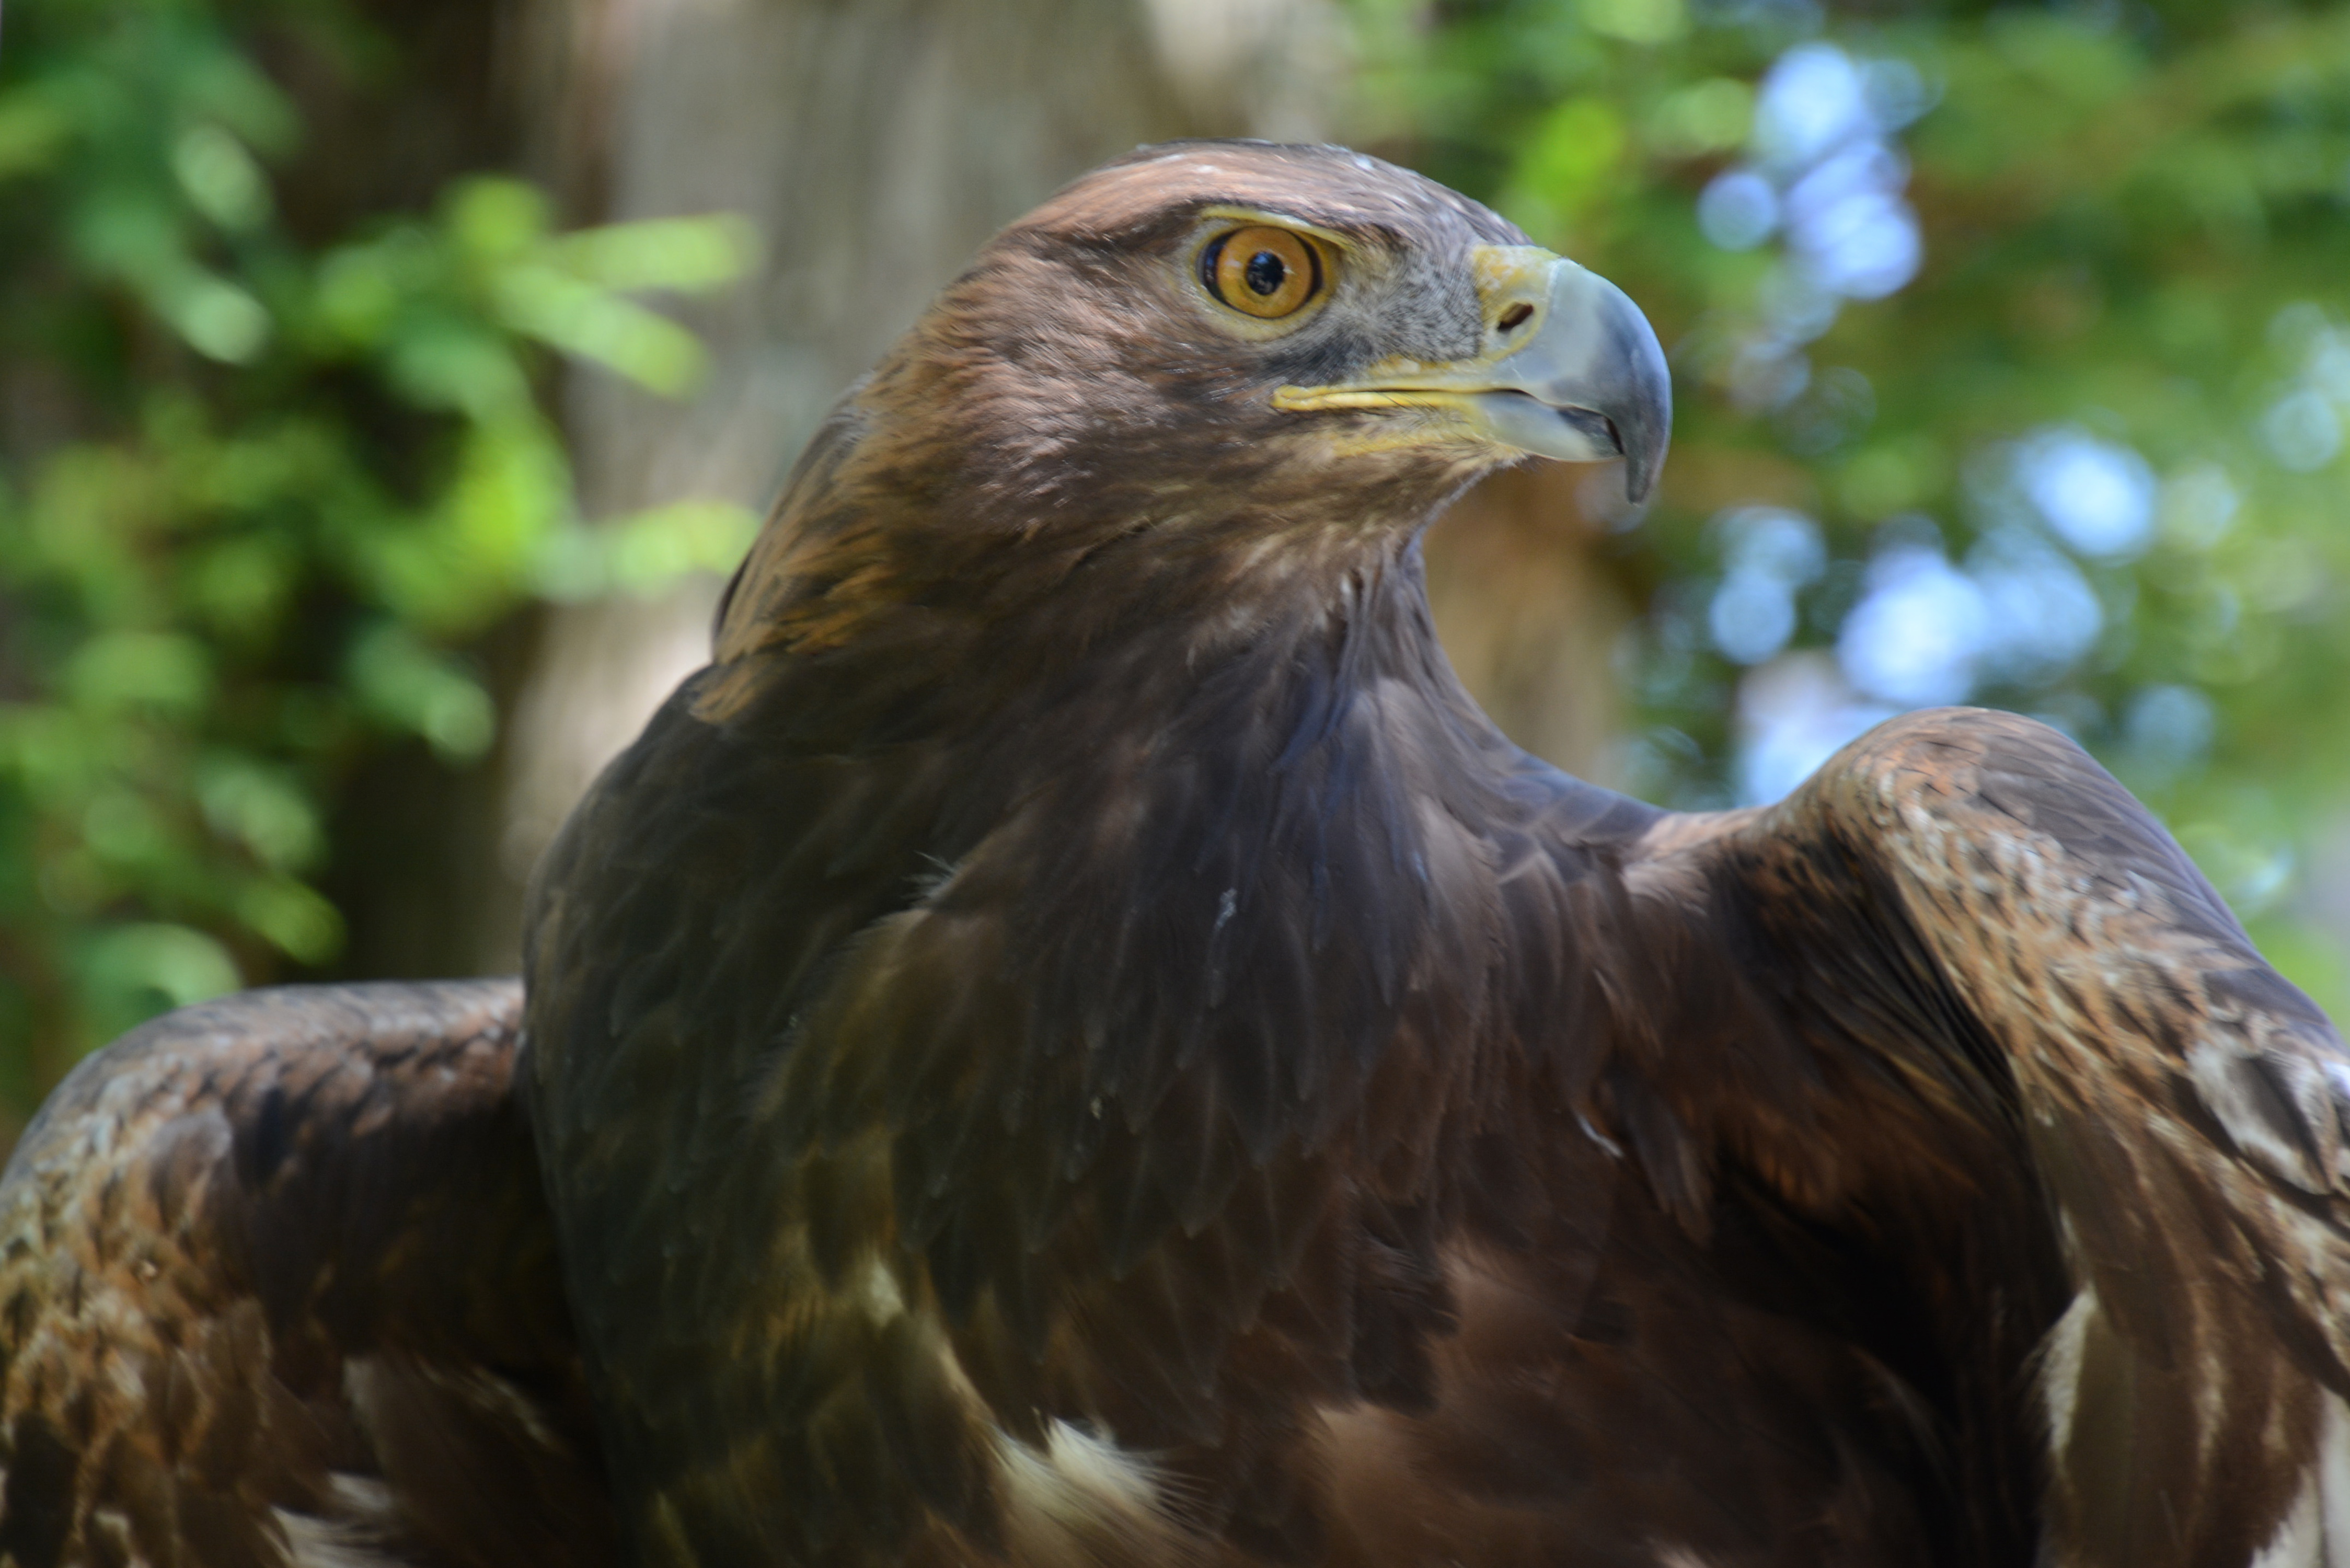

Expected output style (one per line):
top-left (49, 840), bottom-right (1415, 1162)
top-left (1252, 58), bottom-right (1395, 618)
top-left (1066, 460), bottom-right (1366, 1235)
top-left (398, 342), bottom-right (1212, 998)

top-left (6, 140), bottom-right (2350, 1568)
top-left (0, 981), bottom-right (613, 1566)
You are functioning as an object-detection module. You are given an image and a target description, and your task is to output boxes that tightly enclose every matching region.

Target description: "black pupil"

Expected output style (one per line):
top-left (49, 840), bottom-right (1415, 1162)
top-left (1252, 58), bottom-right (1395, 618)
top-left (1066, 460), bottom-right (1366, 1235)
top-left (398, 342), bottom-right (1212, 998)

top-left (1243, 249), bottom-right (1287, 296)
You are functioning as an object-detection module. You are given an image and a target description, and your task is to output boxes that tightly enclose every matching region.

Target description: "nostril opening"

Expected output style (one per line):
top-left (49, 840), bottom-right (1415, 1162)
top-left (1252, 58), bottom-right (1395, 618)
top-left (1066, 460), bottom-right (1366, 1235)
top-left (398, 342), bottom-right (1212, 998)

top-left (1496, 303), bottom-right (1535, 334)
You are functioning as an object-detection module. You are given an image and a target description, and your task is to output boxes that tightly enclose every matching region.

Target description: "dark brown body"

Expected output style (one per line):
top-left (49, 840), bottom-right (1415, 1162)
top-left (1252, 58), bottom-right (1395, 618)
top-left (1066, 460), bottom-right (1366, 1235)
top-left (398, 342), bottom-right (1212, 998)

top-left (8, 142), bottom-right (2350, 1568)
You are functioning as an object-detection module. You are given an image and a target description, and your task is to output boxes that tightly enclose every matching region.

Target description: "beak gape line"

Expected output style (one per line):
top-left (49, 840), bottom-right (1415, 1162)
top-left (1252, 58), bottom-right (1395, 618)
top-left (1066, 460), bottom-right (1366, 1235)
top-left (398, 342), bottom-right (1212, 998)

top-left (1272, 247), bottom-right (1672, 504)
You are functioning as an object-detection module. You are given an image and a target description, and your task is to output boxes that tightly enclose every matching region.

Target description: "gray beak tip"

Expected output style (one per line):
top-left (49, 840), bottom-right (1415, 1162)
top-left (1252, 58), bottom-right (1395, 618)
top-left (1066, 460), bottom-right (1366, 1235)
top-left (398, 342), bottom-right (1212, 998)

top-left (1513, 262), bottom-right (1673, 508)
top-left (1623, 449), bottom-right (1657, 508)
top-left (1599, 281), bottom-right (1672, 508)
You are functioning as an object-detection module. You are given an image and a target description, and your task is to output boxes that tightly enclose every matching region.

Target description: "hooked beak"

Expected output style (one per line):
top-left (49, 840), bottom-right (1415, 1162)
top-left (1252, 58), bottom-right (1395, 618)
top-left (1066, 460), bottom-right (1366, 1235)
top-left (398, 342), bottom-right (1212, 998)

top-left (1271, 246), bottom-right (1672, 504)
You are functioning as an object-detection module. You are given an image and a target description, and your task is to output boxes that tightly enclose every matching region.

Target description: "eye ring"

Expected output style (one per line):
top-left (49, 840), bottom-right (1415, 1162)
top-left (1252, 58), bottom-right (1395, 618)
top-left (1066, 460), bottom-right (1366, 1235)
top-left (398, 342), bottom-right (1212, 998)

top-left (1199, 226), bottom-right (1324, 320)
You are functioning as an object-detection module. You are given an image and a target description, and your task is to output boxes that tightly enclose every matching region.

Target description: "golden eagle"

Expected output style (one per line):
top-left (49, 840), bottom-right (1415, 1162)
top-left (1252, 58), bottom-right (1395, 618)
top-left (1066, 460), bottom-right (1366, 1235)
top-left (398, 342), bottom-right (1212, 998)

top-left (6, 142), bottom-right (2349, 1568)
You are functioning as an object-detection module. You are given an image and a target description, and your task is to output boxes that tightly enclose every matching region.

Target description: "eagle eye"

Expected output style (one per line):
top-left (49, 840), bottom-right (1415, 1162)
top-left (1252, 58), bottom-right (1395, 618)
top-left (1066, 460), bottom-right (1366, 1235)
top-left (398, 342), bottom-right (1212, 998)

top-left (1200, 225), bottom-right (1324, 321)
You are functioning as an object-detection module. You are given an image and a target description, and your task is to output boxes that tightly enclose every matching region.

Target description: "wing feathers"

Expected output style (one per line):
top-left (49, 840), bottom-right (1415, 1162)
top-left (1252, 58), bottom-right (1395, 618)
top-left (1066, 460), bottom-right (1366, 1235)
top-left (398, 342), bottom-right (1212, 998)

top-left (0, 980), bottom-right (613, 1568)
top-left (1711, 707), bottom-right (2350, 1568)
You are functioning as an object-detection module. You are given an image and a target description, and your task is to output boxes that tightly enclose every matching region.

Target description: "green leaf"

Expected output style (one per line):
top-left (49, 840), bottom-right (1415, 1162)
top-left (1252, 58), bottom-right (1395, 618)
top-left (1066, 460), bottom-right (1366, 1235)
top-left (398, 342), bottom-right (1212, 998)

top-left (535, 499), bottom-right (762, 600)
top-left (0, 93), bottom-right (70, 181)
top-left (76, 923), bottom-right (244, 1044)
top-left (493, 263), bottom-right (709, 395)
top-left (546, 212), bottom-right (758, 293)
top-left (1581, 0), bottom-right (1687, 48)
top-left (236, 877), bottom-right (343, 964)
top-left (345, 624), bottom-right (497, 762)
top-left (172, 123), bottom-right (272, 231)
top-left (64, 632), bottom-right (215, 718)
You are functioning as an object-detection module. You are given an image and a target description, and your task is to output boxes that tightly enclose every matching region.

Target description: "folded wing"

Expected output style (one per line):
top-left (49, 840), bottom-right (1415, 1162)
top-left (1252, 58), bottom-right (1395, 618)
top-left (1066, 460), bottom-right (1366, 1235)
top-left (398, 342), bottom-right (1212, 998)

top-left (0, 979), bottom-right (614, 1568)
top-left (1663, 708), bottom-right (2350, 1568)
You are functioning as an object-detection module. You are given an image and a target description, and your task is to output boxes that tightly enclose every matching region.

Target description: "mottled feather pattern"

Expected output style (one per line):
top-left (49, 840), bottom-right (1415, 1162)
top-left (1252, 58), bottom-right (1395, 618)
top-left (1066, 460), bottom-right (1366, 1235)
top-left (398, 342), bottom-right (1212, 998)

top-left (0, 981), bottom-right (614, 1568)
top-left (1759, 708), bottom-right (2350, 1567)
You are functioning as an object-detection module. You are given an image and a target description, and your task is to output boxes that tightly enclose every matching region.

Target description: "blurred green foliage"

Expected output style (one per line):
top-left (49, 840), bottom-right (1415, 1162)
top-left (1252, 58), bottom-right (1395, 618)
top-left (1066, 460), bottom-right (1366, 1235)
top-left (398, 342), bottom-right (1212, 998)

top-left (1360, 0), bottom-right (2350, 1017)
top-left (0, 2), bottom-right (758, 1098)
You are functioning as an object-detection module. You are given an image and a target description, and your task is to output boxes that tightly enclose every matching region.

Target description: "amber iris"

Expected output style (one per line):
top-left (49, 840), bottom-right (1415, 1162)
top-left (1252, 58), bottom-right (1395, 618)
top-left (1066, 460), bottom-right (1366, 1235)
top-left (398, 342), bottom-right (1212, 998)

top-left (1202, 226), bottom-right (1322, 319)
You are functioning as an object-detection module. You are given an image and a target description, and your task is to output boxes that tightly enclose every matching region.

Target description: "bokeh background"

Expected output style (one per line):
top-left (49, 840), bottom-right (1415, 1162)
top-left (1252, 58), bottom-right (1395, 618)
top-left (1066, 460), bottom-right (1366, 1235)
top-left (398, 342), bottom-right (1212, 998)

top-left (3, 0), bottom-right (2347, 1145)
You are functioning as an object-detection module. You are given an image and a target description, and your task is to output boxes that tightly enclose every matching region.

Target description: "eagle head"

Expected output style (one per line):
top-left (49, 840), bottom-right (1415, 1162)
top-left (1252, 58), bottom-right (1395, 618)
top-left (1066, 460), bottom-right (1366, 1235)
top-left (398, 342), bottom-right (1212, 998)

top-left (714, 140), bottom-right (1668, 665)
